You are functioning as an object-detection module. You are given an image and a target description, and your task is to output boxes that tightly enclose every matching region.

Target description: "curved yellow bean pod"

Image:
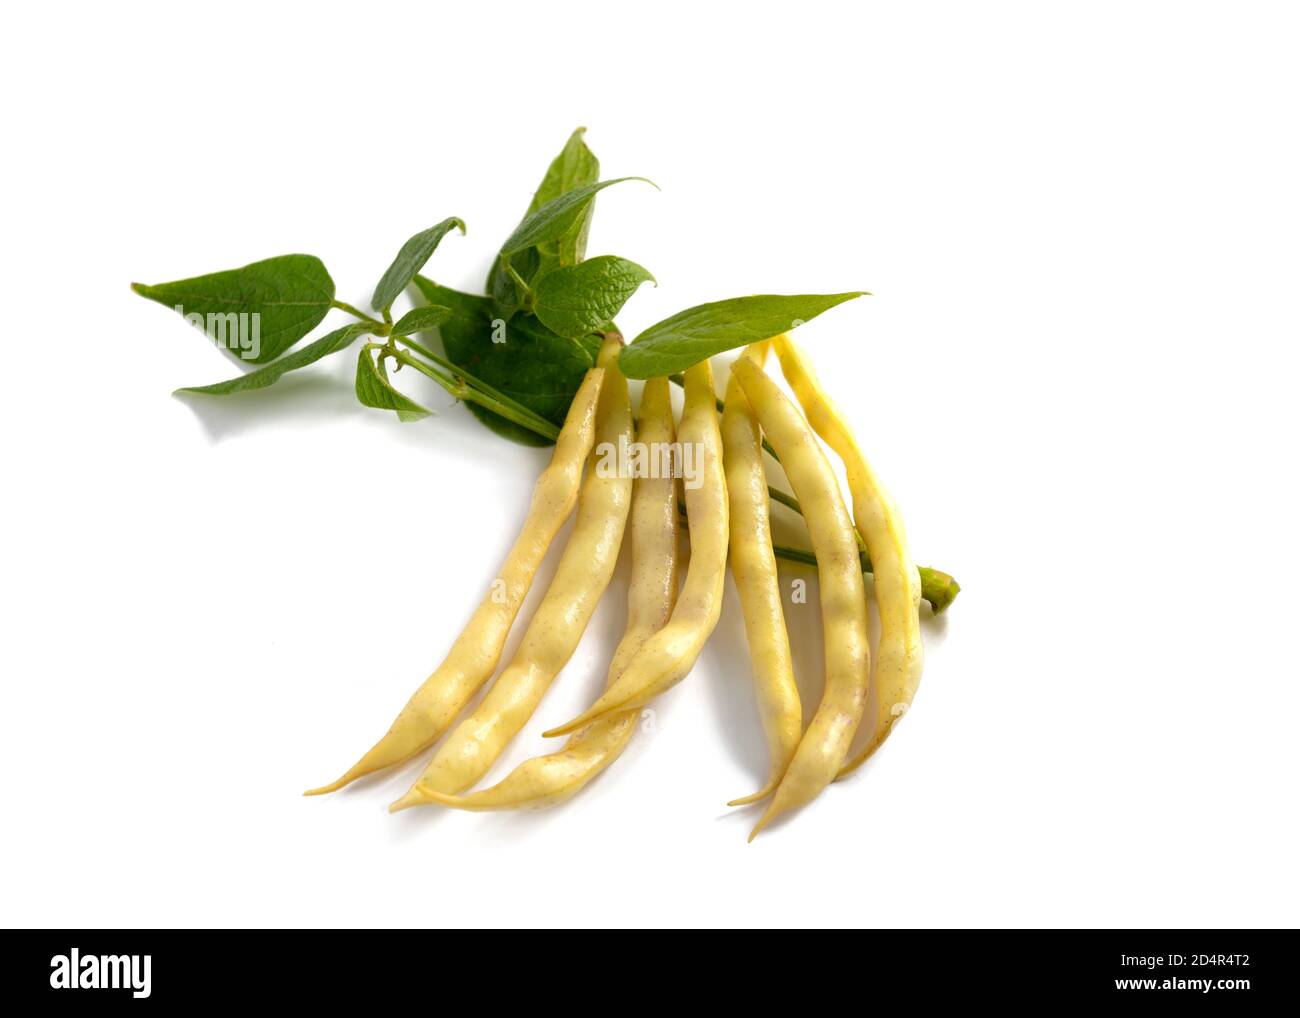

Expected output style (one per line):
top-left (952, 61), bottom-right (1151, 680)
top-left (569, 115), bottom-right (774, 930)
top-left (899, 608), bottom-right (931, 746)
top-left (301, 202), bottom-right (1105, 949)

top-left (304, 367), bottom-right (605, 795)
top-left (774, 335), bottom-right (923, 777)
top-left (400, 376), bottom-right (680, 811)
top-left (721, 344), bottom-right (802, 807)
top-left (390, 338), bottom-right (633, 809)
top-left (732, 357), bottom-right (869, 840)
top-left (542, 359), bottom-right (727, 738)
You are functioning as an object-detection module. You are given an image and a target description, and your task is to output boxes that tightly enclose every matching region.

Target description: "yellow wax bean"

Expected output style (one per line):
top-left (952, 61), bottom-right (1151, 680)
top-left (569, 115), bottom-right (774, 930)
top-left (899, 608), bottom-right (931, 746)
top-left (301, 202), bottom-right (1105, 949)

top-left (721, 343), bottom-right (802, 807)
top-left (732, 357), bottom-right (869, 840)
top-left (774, 335), bottom-right (923, 776)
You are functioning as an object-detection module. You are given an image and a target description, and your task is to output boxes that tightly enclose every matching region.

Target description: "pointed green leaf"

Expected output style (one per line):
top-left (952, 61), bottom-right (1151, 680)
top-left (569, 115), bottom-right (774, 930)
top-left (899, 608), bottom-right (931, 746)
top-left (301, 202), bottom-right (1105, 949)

top-left (533, 256), bottom-right (655, 340)
top-left (355, 347), bottom-right (433, 422)
top-left (533, 127), bottom-right (601, 267)
top-left (391, 305), bottom-right (453, 337)
top-left (371, 217), bottom-right (465, 312)
top-left (175, 323), bottom-right (374, 396)
top-left (413, 276), bottom-right (599, 446)
top-left (619, 292), bottom-right (869, 379)
top-left (132, 254), bottom-right (335, 363)
top-left (485, 128), bottom-right (600, 308)
top-left (532, 128), bottom-right (600, 213)
top-left (500, 178), bottom-right (655, 258)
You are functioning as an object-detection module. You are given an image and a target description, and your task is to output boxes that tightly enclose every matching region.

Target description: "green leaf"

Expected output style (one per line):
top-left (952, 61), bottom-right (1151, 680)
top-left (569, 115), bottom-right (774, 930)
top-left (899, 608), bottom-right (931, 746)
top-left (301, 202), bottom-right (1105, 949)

top-left (176, 323), bottom-right (374, 396)
top-left (533, 256), bottom-right (655, 340)
top-left (371, 217), bottom-right (465, 312)
top-left (391, 305), bottom-right (453, 337)
top-left (619, 292), bottom-right (869, 379)
top-left (500, 178), bottom-right (655, 258)
top-left (355, 347), bottom-right (433, 422)
top-left (532, 127), bottom-right (601, 267)
top-left (485, 128), bottom-right (600, 309)
top-left (132, 254), bottom-right (335, 364)
top-left (532, 128), bottom-right (600, 213)
top-left (413, 276), bottom-right (599, 446)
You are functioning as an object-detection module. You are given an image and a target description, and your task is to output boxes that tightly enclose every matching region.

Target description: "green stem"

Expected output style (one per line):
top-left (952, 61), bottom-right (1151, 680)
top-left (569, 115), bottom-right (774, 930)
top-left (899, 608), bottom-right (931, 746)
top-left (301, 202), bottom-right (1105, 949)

top-left (504, 261), bottom-right (533, 302)
top-left (392, 337), bottom-right (559, 437)
top-left (391, 349), bottom-right (561, 441)
top-left (333, 300), bottom-right (387, 330)
top-left (767, 485), bottom-right (801, 515)
top-left (767, 486), bottom-right (869, 554)
top-left (770, 543), bottom-right (959, 615)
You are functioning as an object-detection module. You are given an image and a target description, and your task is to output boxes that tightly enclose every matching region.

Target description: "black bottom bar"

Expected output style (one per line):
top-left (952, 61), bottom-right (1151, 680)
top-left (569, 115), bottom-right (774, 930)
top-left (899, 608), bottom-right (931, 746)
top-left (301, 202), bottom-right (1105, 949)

top-left (3, 930), bottom-right (1287, 1007)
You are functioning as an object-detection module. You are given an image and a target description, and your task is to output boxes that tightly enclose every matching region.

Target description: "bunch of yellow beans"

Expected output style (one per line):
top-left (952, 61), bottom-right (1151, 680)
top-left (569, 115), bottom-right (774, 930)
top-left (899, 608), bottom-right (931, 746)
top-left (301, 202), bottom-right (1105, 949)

top-left (308, 335), bottom-right (927, 839)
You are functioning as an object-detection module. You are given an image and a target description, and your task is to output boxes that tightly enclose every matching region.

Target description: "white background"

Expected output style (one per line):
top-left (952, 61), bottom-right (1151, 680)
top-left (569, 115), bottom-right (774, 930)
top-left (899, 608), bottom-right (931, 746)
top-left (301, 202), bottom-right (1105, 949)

top-left (2, 1), bottom-right (1297, 929)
